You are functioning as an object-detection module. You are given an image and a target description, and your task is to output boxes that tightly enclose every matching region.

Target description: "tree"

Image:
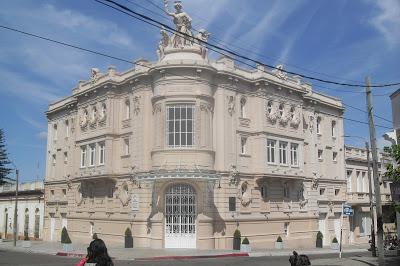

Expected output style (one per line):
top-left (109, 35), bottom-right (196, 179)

top-left (384, 141), bottom-right (400, 183)
top-left (0, 129), bottom-right (12, 184)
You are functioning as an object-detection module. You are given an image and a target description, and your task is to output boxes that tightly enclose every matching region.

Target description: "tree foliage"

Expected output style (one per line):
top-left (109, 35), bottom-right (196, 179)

top-left (383, 141), bottom-right (400, 183)
top-left (0, 129), bottom-right (12, 184)
top-left (61, 227), bottom-right (72, 244)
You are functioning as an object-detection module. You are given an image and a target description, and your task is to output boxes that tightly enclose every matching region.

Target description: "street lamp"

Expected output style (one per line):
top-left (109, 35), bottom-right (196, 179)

top-left (343, 135), bottom-right (376, 257)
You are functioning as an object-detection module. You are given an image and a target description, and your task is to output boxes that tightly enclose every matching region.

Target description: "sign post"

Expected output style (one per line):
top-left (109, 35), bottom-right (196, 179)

top-left (341, 204), bottom-right (354, 258)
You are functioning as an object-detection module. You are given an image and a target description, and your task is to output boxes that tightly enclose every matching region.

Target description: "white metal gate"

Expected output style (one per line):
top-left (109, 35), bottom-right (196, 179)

top-left (165, 184), bottom-right (196, 248)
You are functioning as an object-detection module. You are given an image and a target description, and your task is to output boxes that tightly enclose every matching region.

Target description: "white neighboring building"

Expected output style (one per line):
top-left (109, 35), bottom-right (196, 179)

top-left (390, 89), bottom-right (400, 140)
top-left (0, 181), bottom-right (44, 240)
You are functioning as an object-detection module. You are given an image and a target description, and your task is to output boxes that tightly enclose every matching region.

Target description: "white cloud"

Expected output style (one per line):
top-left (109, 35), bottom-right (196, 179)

top-left (368, 0), bottom-right (400, 47)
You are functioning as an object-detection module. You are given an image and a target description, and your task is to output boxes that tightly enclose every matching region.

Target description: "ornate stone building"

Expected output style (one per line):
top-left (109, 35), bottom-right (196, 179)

top-left (44, 1), bottom-right (347, 249)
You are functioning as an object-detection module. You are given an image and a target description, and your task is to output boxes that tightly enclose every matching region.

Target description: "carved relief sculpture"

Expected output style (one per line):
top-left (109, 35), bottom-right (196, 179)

top-left (195, 29), bottom-right (210, 59)
top-left (99, 102), bottom-right (107, 122)
top-left (290, 107), bottom-right (301, 128)
top-left (157, 27), bottom-right (170, 60)
top-left (80, 109), bottom-right (88, 128)
top-left (116, 182), bottom-right (130, 206)
top-left (89, 106), bottom-right (97, 125)
top-left (273, 64), bottom-right (287, 80)
top-left (91, 68), bottom-right (101, 84)
top-left (133, 96), bottom-right (140, 115)
top-left (266, 101), bottom-right (278, 124)
top-left (279, 104), bottom-right (290, 126)
top-left (75, 184), bottom-right (83, 206)
top-left (238, 181), bottom-right (252, 207)
top-left (227, 95), bottom-right (235, 115)
top-left (152, 103), bottom-right (161, 114)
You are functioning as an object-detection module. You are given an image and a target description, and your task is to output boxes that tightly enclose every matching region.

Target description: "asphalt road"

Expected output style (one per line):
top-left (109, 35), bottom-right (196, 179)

top-left (1, 249), bottom-right (399, 266)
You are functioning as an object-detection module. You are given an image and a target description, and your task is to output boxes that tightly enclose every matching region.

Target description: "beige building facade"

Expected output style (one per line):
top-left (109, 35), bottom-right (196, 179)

top-left (44, 2), bottom-right (349, 249)
top-left (345, 146), bottom-right (395, 245)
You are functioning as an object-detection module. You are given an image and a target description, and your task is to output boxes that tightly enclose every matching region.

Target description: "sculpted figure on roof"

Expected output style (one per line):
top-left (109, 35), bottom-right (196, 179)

top-left (163, 0), bottom-right (193, 48)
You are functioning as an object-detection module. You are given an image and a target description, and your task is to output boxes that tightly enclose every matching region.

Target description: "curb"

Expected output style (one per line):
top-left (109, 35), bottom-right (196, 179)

top-left (56, 252), bottom-right (86, 258)
top-left (135, 253), bottom-right (249, 261)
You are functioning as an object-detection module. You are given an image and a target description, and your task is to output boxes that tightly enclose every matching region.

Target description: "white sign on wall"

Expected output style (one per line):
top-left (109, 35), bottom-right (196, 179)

top-left (131, 194), bottom-right (139, 212)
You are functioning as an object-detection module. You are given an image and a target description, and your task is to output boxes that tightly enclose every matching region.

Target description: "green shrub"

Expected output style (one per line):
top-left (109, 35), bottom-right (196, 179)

top-left (233, 229), bottom-right (241, 238)
top-left (61, 227), bottom-right (72, 244)
top-left (125, 228), bottom-right (132, 237)
top-left (242, 237), bottom-right (249, 244)
top-left (92, 233), bottom-right (98, 240)
top-left (0, 233), bottom-right (2, 239)
top-left (317, 231), bottom-right (323, 239)
top-left (276, 236), bottom-right (283, 242)
top-left (332, 237), bottom-right (338, 243)
top-left (24, 231), bottom-right (29, 241)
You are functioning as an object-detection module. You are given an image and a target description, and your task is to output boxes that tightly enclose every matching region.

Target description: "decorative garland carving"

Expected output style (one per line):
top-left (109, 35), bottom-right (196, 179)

top-left (266, 101), bottom-right (278, 124)
top-left (89, 106), bottom-right (97, 125)
top-left (152, 103), bottom-right (161, 114)
top-left (75, 184), bottom-right (83, 206)
top-left (200, 102), bottom-right (213, 113)
top-left (99, 102), bottom-right (107, 122)
top-left (279, 105), bottom-right (290, 126)
top-left (133, 96), bottom-right (140, 115)
top-left (227, 95), bottom-right (235, 115)
top-left (290, 108), bottom-right (301, 128)
top-left (116, 182), bottom-right (130, 206)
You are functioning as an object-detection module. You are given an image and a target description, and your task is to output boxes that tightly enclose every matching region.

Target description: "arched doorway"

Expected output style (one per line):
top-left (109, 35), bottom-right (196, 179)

top-left (165, 184), bottom-right (196, 248)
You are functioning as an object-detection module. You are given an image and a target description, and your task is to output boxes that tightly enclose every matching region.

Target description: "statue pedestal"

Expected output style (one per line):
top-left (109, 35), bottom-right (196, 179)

top-left (160, 46), bottom-right (206, 62)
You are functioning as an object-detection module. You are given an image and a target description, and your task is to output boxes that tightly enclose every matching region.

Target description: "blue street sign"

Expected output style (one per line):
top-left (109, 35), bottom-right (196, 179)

top-left (343, 205), bottom-right (354, 216)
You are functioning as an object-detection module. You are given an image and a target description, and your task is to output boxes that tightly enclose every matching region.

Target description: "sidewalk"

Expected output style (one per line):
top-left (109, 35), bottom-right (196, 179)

top-left (0, 240), bottom-right (371, 260)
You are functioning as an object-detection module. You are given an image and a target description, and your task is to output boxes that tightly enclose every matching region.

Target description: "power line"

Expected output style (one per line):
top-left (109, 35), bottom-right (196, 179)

top-left (139, 0), bottom-right (364, 85)
top-left (343, 117), bottom-right (392, 130)
top-left (96, 0), bottom-right (400, 88)
top-left (343, 103), bottom-right (393, 124)
top-left (0, 24), bottom-right (393, 131)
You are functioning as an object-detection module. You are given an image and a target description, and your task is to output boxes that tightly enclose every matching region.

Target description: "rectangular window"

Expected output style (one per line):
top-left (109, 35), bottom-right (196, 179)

top-left (53, 124), bottom-right (58, 141)
top-left (81, 146), bottom-right (87, 167)
top-left (167, 104), bottom-right (194, 148)
top-left (362, 172), bottom-right (367, 193)
top-left (347, 170), bottom-right (352, 192)
top-left (52, 154), bottom-right (56, 165)
top-left (290, 143), bottom-right (299, 166)
top-left (316, 117), bottom-right (321, 134)
top-left (267, 139), bottom-right (276, 163)
top-left (279, 141), bottom-right (288, 165)
top-left (356, 171), bottom-right (363, 192)
top-left (229, 197), bottom-right (236, 212)
top-left (89, 145), bottom-right (95, 166)
top-left (331, 121), bottom-right (336, 137)
top-left (65, 120), bottom-right (69, 138)
top-left (125, 100), bottom-right (130, 119)
top-left (320, 188), bottom-right (325, 195)
top-left (62, 189), bottom-right (66, 197)
top-left (124, 139), bottom-right (130, 155)
top-left (99, 143), bottom-right (105, 165)
top-left (333, 152), bottom-right (338, 162)
top-left (318, 149), bottom-right (323, 160)
top-left (335, 188), bottom-right (340, 196)
top-left (240, 137), bottom-right (247, 155)
top-left (64, 152), bottom-right (68, 164)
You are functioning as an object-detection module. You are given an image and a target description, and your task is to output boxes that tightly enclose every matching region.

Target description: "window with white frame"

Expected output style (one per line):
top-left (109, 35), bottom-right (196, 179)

top-left (240, 97), bottom-right (246, 118)
top-left (99, 142), bottom-right (105, 165)
top-left (89, 145), bottom-right (95, 166)
top-left (65, 120), bottom-right (69, 138)
top-left (125, 99), bottom-right (130, 119)
top-left (316, 117), bottom-right (321, 134)
top-left (53, 123), bottom-right (58, 141)
top-left (284, 222), bottom-right (290, 236)
top-left (331, 120), bottom-right (336, 137)
top-left (80, 146), bottom-right (87, 167)
top-left (356, 171), bottom-right (363, 192)
top-left (167, 104), bottom-right (194, 148)
top-left (318, 149), bottom-right (323, 160)
top-left (279, 141), bottom-right (288, 165)
top-left (333, 151), bottom-right (338, 162)
top-left (347, 170), bottom-right (352, 192)
top-left (362, 172), bottom-right (367, 193)
top-left (267, 139), bottom-right (276, 163)
top-left (290, 143), bottom-right (299, 166)
top-left (240, 136), bottom-right (247, 155)
top-left (64, 152), bottom-right (68, 164)
top-left (359, 213), bottom-right (371, 236)
top-left (124, 138), bottom-right (130, 155)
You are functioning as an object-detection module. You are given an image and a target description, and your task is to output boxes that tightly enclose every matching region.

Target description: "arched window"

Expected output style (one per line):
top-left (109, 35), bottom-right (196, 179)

top-left (240, 97), bottom-right (246, 118)
top-left (290, 106), bottom-right (295, 119)
top-left (260, 184), bottom-right (267, 199)
top-left (283, 182), bottom-right (290, 198)
top-left (267, 101), bottom-right (273, 114)
top-left (91, 106), bottom-right (97, 121)
top-left (34, 208), bottom-right (40, 239)
top-left (278, 103), bottom-right (284, 117)
top-left (24, 208), bottom-right (29, 237)
top-left (316, 117), bottom-right (322, 134)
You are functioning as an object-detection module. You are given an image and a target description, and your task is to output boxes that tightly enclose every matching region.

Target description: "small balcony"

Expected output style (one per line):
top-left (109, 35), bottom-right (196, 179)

top-left (347, 192), bottom-right (370, 205)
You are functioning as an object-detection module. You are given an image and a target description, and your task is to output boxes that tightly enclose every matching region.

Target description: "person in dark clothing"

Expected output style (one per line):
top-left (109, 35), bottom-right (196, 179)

top-left (76, 239), bottom-right (114, 266)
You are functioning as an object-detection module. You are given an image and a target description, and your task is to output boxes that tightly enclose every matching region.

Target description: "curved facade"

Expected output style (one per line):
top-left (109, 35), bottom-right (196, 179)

top-left (43, 5), bottom-right (348, 249)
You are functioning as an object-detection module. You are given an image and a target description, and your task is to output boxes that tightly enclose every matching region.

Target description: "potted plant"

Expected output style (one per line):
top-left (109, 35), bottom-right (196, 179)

top-left (61, 227), bottom-right (72, 252)
top-left (316, 231), bottom-right (323, 248)
top-left (233, 229), bottom-right (241, 250)
top-left (22, 231), bottom-right (31, 248)
top-left (92, 233), bottom-right (98, 240)
top-left (331, 237), bottom-right (339, 250)
top-left (124, 228), bottom-right (133, 248)
top-left (275, 236), bottom-right (284, 249)
top-left (240, 237), bottom-right (251, 252)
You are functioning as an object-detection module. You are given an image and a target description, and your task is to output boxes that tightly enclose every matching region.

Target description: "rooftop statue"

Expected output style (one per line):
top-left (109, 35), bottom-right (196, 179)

top-left (163, 0), bottom-right (193, 48)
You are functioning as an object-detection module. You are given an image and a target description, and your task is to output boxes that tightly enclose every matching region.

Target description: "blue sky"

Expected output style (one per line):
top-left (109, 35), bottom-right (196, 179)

top-left (0, 0), bottom-right (399, 182)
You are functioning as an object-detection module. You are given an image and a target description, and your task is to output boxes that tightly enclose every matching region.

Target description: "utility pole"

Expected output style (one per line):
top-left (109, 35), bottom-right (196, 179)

top-left (13, 169), bottom-right (19, 247)
top-left (366, 141), bottom-right (376, 257)
top-left (365, 76), bottom-right (384, 265)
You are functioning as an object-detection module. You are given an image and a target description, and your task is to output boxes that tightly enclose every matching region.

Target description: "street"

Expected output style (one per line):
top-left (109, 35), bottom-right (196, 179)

top-left (1, 250), bottom-right (400, 266)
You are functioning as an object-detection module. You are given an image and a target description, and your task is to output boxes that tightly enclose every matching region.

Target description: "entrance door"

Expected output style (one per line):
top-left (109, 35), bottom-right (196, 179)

top-left (319, 213), bottom-right (327, 246)
top-left (165, 184), bottom-right (196, 248)
top-left (50, 215), bottom-right (55, 241)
